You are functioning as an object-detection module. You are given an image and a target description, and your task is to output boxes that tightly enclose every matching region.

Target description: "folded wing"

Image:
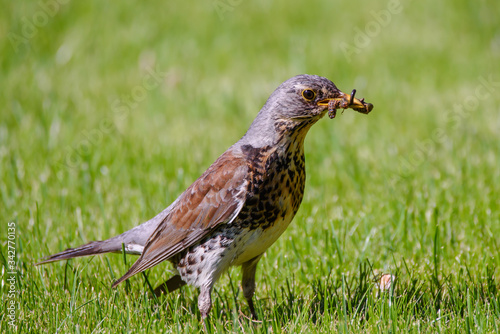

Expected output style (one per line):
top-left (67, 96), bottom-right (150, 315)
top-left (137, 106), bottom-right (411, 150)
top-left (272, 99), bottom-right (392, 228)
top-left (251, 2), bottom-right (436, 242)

top-left (112, 150), bottom-right (249, 287)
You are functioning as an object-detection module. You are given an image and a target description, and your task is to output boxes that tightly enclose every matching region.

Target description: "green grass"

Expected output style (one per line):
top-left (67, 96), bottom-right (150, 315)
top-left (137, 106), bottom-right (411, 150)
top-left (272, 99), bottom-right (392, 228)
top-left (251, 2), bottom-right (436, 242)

top-left (1, 0), bottom-right (500, 332)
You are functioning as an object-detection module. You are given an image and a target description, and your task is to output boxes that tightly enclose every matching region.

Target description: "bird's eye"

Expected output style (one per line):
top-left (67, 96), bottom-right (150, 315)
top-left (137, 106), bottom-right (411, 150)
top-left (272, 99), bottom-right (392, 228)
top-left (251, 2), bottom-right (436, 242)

top-left (302, 89), bottom-right (316, 101)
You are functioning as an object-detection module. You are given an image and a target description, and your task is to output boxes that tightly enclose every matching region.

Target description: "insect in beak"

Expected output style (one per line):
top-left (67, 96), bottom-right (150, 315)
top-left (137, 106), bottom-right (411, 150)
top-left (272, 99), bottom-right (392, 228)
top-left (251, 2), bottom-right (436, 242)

top-left (317, 88), bottom-right (373, 119)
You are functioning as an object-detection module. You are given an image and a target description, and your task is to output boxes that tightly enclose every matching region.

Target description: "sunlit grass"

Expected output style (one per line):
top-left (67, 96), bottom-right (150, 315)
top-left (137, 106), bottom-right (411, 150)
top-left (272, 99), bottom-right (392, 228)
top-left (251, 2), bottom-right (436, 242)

top-left (1, 0), bottom-right (499, 332)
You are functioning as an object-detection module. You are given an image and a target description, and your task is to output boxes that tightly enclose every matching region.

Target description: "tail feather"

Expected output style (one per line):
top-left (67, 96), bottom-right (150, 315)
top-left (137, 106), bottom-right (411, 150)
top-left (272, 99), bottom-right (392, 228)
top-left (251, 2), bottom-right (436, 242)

top-left (37, 200), bottom-right (176, 285)
top-left (36, 241), bottom-right (115, 265)
top-left (36, 227), bottom-right (155, 267)
top-left (36, 210), bottom-right (169, 266)
top-left (36, 240), bottom-right (146, 265)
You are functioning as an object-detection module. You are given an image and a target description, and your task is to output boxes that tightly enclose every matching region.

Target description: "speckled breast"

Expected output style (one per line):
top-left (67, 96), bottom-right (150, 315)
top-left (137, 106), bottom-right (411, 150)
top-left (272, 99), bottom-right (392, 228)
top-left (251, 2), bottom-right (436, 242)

top-left (175, 139), bottom-right (307, 287)
top-left (238, 142), bottom-right (306, 231)
top-left (220, 140), bottom-right (307, 265)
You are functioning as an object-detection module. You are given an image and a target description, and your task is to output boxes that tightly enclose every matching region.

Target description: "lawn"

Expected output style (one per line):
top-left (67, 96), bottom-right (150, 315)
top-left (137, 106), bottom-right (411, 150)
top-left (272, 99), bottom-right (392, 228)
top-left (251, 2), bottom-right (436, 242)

top-left (1, 0), bottom-right (500, 332)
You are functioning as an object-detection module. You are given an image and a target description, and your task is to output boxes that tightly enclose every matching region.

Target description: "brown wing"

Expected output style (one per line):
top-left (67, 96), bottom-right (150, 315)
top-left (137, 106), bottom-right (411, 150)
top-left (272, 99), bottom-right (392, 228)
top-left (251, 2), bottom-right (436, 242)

top-left (112, 150), bottom-right (249, 287)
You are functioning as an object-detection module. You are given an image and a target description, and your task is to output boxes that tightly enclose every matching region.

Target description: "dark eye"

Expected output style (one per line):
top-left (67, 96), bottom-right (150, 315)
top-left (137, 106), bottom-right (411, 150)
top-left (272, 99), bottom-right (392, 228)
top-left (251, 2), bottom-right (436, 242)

top-left (302, 89), bottom-right (316, 101)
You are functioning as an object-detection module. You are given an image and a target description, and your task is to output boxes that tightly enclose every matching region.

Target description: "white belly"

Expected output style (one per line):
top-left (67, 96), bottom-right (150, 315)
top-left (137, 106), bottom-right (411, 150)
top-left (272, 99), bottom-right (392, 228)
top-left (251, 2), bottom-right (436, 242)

top-left (229, 210), bottom-right (295, 266)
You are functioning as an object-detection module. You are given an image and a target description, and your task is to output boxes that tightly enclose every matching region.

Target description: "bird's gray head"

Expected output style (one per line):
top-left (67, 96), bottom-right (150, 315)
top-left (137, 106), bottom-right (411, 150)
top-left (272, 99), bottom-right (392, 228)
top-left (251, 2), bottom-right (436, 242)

top-left (240, 74), bottom-right (373, 147)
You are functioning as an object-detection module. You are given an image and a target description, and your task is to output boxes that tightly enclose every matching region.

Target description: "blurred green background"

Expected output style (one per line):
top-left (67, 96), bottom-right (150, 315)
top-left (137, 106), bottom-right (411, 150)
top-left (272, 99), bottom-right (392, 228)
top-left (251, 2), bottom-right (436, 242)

top-left (1, 0), bottom-right (500, 332)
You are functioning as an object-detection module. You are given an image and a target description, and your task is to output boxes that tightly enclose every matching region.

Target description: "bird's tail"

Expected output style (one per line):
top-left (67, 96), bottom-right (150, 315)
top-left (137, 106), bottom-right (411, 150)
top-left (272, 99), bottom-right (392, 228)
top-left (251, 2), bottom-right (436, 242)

top-left (35, 219), bottom-right (161, 265)
top-left (35, 238), bottom-right (142, 265)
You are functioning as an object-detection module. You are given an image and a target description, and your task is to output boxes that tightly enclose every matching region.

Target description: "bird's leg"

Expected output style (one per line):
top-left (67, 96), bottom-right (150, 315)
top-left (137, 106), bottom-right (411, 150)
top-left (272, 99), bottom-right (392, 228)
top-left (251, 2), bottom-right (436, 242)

top-left (153, 275), bottom-right (186, 296)
top-left (198, 284), bottom-right (214, 319)
top-left (198, 283), bottom-right (214, 332)
top-left (241, 255), bottom-right (262, 320)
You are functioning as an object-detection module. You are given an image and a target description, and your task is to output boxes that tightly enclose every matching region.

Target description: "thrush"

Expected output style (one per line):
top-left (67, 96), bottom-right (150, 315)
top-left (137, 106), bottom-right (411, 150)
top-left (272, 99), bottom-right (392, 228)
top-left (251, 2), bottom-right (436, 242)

top-left (38, 74), bottom-right (373, 319)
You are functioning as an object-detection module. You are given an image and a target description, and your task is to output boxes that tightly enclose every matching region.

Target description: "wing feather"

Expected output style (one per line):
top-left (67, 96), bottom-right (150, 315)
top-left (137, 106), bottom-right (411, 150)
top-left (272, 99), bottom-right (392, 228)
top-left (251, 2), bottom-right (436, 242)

top-left (112, 150), bottom-right (248, 287)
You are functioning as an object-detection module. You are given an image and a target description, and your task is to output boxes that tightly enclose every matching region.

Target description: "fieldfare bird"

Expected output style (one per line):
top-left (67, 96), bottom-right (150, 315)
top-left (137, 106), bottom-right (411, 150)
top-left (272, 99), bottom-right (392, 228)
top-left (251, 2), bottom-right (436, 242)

top-left (38, 74), bottom-right (373, 319)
